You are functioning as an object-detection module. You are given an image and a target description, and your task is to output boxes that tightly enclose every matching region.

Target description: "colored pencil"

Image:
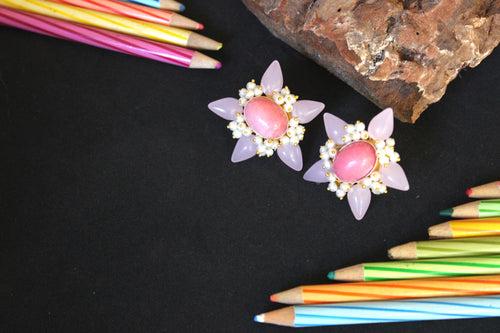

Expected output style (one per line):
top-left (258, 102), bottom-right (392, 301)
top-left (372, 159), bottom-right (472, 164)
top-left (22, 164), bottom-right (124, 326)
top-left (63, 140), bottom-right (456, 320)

top-left (429, 218), bottom-right (500, 239)
top-left (254, 295), bottom-right (500, 327)
top-left (328, 255), bottom-right (500, 281)
top-left (270, 275), bottom-right (500, 304)
top-left (467, 181), bottom-right (500, 199)
top-left (0, 7), bottom-right (220, 68)
top-left (440, 199), bottom-right (500, 218)
top-left (0, 0), bottom-right (222, 50)
top-left (388, 236), bottom-right (500, 260)
top-left (126, 0), bottom-right (184, 12)
top-left (50, 0), bottom-right (202, 30)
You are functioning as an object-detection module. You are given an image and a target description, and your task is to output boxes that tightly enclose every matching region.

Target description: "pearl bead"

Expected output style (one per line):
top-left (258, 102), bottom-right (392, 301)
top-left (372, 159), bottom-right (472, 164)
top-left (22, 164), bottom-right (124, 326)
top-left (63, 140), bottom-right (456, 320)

top-left (375, 140), bottom-right (385, 149)
top-left (355, 122), bottom-right (365, 132)
top-left (246, 81), bottom-right (256, 90)
top-left (362, 178), bottom-right (372, 187)
top-left (351, 132), bottom-right (361, 141)
top-left (340, 183), bottom-right (350, 192)
top-left (328, 183), bottom-right (338, 192)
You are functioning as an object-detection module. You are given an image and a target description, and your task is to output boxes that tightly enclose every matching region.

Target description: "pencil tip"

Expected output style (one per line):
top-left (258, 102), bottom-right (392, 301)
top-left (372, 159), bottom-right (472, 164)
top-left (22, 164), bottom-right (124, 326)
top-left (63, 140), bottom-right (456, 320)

top-left (327, 271), bottom-right (335, 280)
top-left (270, 294), bottom-right (277, 302)
top-left (198, 23), bottom-right (205, 30)
top-left (217, 43), bottom-right (223, 50)
top-left (179, 4), bottom-right (186, 11)
top-left (439, 208), bottom-right (453, 217)
top-left (465, 188), bottom-right (472, 197)
top-left (254, 314), bottom-right (264, 323)
top-left (215, 62), bottom-right (222, 69)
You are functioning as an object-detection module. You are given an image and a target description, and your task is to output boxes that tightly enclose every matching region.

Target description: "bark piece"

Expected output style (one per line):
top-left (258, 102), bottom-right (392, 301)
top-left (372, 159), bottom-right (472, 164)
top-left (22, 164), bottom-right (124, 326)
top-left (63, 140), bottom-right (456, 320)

top-left (242, 0), bottom-right (500, 123)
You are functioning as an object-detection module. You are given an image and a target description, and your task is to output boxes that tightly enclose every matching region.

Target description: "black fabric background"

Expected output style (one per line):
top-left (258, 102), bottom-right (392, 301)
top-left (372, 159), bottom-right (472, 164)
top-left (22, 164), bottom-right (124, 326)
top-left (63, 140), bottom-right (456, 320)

top-left (1, 1), bottom-right (499, 332)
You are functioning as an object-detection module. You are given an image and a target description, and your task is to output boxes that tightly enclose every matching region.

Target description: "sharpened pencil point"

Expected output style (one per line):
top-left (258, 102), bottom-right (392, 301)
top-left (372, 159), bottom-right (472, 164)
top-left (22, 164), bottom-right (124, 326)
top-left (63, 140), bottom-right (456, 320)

top-left (179, 4), bottom-right (185, 11)
top-left (198, 23), bottom-right (204, 30)
top-left (270, 294), bottom-right (277, 302)
top-left (465, 188), bottom-right (473, 197)
top-left (327, 271), bottom-right (335, 280)
top-left (254, 314), bottom-right (264, 323)
top-left (439, 208), bottom-right (453, 217)
top-left (215, 62), bottom-right (222, 69)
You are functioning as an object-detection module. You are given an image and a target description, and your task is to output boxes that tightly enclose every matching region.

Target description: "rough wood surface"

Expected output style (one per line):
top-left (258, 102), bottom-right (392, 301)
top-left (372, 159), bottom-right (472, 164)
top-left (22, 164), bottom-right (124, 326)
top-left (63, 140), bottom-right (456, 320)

top-left (242, 0), bottom-right (500, 122)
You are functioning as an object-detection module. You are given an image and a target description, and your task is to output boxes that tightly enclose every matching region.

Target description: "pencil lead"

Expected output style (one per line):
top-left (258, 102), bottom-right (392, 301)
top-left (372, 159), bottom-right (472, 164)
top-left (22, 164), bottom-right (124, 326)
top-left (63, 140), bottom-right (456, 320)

top-left (327, 271), bottom-right (335, 280)
top-left (254, 314), bottom-right (264, 323)
top-left (465, 188), bottom-right (473, 197)
top-left (439, 208), bottom-right (453, 217)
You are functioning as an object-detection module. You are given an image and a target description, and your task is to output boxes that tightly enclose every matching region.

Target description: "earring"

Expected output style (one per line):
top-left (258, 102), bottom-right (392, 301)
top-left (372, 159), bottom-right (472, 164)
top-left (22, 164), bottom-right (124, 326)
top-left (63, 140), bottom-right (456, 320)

top-left (303, 108), bottom-right (409, 220)
top-left (208, 60), bottom-right (324, 171)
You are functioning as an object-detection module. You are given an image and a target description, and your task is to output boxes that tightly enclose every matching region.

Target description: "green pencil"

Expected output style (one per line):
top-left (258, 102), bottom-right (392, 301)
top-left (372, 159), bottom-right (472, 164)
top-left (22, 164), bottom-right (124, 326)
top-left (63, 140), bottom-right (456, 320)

top-left (328, 255), bottom-right (500, 281)
top-left (388, 236), bottom-right (500, 259)
top-left (440, 199), bottom-right (500, 218)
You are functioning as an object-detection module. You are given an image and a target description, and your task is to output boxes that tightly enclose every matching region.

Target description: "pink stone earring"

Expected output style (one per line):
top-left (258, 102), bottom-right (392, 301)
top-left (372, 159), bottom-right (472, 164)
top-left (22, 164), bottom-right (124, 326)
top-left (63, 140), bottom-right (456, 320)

top-left (208, 60), bottom-right (325, 171)
top-left (303, 108), bottom-right (409, 220)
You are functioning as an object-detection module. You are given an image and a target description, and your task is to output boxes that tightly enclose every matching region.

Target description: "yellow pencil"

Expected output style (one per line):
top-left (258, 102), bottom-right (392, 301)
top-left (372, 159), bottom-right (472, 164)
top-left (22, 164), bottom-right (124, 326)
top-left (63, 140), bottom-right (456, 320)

top-left (429, 218), bottom-right (500, 239)
top-left (0, 0), bottom-right (222, 50)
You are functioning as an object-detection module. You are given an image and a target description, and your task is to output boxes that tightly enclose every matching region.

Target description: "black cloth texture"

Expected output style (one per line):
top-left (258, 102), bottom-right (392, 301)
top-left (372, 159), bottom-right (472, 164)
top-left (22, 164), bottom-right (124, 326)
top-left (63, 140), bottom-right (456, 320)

top-left (1, 1), bottom-right (500, 332)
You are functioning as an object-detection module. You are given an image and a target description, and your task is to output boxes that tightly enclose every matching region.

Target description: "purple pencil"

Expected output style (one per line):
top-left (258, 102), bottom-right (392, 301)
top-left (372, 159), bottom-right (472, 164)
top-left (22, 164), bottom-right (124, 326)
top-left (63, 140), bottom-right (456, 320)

top-left (0, 6), bottom-right (221, 69)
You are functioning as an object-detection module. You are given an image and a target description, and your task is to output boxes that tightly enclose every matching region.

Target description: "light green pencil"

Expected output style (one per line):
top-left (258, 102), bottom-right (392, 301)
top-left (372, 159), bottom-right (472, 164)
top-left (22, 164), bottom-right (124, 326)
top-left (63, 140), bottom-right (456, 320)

top-left (328, 255), bottom-right (500, 281)
top-left (388, 236), bottom-right (500, 259)
top-left (440, 199), bottom-right (500, 218)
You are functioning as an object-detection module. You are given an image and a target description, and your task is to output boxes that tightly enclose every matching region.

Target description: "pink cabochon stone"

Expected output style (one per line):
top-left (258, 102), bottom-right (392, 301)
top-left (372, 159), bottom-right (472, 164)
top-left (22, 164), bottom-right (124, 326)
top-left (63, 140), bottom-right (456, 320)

top-left (243, 96), bottom-right (288, 139)
top-left (332, 141), bottom-right (377, 183)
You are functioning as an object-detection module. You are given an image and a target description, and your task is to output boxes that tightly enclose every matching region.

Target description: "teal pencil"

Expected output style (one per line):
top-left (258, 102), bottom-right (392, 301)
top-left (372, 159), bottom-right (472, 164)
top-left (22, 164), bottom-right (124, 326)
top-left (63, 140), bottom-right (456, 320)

top-left (440, 199), bottom-right (500, 219)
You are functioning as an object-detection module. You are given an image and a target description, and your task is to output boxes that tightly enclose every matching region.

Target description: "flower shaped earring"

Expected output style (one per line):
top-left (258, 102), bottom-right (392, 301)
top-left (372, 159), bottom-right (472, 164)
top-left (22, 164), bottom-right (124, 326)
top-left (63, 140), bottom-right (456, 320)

top-left (208, 60), bottom-right (325, 171)
top-left (303, 108), bottom-right (409, 220)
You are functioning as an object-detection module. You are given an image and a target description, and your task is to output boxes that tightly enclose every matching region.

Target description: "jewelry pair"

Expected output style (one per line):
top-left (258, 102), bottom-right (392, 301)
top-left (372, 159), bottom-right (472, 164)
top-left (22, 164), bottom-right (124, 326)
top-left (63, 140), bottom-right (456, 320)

top-left (208, 61), bottom-right (409, 220)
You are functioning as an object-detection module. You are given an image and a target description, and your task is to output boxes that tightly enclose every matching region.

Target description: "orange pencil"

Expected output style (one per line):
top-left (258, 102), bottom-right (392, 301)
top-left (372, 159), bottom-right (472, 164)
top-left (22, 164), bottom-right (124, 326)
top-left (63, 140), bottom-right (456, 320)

top-left (271, 275), bottom-right (500, 304)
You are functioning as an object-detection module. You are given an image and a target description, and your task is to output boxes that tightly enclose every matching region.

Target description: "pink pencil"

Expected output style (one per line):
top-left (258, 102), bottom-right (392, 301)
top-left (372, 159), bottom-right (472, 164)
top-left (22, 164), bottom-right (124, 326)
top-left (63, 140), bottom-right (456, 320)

top-left (0, 6), bottom-right (221, 69)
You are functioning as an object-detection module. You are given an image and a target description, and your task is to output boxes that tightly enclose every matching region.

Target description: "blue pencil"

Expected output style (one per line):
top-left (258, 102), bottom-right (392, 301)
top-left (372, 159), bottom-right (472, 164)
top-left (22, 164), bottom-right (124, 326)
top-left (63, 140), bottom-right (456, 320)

top-left (124, 0), bottom-right (185, 11)
top-left (255, 295), bottom-right (500, 327)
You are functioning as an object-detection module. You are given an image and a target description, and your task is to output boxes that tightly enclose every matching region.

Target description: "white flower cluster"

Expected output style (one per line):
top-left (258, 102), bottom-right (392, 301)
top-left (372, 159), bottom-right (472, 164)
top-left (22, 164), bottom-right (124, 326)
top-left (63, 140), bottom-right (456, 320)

top-left (283, 118), bottom-right (305, 146)
top-left (227, 113), bottom-right (252, 139)
top-left (359, 172), bottom-right (387, 195)
top-left (374, 138), bottom-right (400, 166)
top-left (319, 139), bottom-right (337, 166)
top-left (255, 137), bottom-right (279, 157)
top-left (318, 140), bottom-right (351, 199)
top-left (270, 86), bottom-right (298, 113)
top-left (238, 80), bottom-right (263, 106)
top-left (341, 121), bottom-right (370, 144)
